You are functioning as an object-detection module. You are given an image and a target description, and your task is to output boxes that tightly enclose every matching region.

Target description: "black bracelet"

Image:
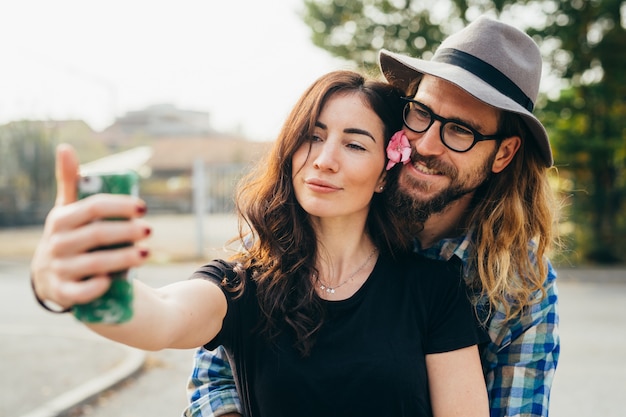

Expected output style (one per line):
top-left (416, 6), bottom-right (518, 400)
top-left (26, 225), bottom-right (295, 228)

top-left (30, 273), bottom-right (72, 314)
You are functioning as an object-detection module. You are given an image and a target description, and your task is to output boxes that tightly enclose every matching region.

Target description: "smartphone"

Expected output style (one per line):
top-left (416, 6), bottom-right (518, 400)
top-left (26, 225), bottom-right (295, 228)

top-left (72, 170), bottom-right (140, 324)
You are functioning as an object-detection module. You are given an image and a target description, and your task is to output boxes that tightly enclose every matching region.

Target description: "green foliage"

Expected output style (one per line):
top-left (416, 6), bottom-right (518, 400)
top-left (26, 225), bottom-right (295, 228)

top-left (0, 120), bottom-right (111, 227)
top-left (0, 122), bottom-right (57, 226)
top-left (301, 0), bottom-right (626, 264)
top-left (302, 0), bottom-right (447, 73)
top-left (301, 0), bottom-right (528, 72)
top-left (534, 0), bottom-right (626, 263)
top-left (49, 120), bottom-right (110, 162)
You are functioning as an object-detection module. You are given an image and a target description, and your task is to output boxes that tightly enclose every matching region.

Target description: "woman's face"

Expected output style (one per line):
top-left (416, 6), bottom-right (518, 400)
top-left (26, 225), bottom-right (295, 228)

top-left (292, 91), bottom-right (387, 222)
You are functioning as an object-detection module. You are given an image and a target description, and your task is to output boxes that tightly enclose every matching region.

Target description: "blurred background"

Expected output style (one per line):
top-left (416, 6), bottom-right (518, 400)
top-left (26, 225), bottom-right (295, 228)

top-left (1, 2), bottom-right (625, 417)
top-left (1, 0), bottom-right (625, 266)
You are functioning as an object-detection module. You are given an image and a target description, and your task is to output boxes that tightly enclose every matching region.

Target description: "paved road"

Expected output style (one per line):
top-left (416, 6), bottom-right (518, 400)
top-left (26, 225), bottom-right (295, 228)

top-left (2, 214), bottom-right (625, 416)
top-left (549, 269), bottom-right (626, 417)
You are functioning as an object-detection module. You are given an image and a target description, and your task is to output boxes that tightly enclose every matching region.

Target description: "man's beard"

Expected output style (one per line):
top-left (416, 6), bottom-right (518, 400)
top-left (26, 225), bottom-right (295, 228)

top-left (387, 151), bottom-right (495, 226)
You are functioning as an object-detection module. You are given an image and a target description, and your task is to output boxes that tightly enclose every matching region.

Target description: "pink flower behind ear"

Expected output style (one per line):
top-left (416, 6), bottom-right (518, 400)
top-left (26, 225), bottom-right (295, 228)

top-left (386, 131), bottom-right (411, 170)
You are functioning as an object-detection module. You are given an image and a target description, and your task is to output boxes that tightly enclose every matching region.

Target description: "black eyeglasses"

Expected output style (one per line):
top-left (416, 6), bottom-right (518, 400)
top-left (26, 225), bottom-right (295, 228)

top-left (401, 97), bottom-right (507, 152)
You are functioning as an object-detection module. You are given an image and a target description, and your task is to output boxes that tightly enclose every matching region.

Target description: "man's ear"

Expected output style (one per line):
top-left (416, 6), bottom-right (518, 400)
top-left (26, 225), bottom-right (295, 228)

top-left (492, 136), bottom-right (521, 173)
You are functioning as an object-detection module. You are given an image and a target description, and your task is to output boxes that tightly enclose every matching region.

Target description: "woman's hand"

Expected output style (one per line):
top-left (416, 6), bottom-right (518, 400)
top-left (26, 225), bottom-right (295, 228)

top-left (30, 144), bottom-right (151, 310)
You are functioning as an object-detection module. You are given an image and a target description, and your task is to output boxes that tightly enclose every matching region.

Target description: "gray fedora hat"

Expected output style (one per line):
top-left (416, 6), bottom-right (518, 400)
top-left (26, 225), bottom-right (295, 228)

top-left (379, 16), bottom-right (553, 167)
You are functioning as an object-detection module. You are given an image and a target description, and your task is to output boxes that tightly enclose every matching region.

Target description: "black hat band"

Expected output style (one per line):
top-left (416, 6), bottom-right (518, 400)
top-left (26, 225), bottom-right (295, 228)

top-left (436, 48), bottom-right (535, 112)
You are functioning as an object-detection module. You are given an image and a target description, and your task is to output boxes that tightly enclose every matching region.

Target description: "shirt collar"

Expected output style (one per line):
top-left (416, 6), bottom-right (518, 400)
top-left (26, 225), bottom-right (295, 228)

top-left (415, 226), bottom-right (475, 264)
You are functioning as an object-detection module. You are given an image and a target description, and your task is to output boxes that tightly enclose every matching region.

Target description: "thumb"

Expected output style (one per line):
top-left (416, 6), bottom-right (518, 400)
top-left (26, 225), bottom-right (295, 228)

top-left (54, 144), bottom-right (79, 206)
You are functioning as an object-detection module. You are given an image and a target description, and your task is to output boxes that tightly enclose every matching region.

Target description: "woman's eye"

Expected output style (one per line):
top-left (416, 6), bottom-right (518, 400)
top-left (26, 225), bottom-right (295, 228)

top-left (347, 143), bottom-right (366, 151)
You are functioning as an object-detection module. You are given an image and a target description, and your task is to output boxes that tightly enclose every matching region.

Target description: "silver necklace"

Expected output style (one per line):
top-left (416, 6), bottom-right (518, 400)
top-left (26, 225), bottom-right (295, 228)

top-left (316, 248), bottom-right (378, 294)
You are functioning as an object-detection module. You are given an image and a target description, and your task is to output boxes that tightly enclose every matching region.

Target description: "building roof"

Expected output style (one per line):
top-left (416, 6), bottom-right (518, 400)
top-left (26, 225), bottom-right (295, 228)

top-left (80, 146), bottom-right (154, 174)
top-left (81, 136), bottom-right (273, 175)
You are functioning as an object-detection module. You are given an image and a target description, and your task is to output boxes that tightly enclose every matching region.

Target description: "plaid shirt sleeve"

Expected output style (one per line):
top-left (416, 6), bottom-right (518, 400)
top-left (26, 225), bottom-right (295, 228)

top-left (182, 346), bottom-right (242, 417)
top-left (481, 260), bottom-right (560, 417)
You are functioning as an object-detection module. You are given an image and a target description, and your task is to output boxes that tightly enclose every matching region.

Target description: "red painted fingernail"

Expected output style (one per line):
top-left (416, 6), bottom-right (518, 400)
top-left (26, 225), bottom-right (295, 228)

top-left (137, 205), bottom-right (147, 214)
top-left (139, 249), bottom-right (150, 258)
top-left (144, 227), bottom-right (152, 236)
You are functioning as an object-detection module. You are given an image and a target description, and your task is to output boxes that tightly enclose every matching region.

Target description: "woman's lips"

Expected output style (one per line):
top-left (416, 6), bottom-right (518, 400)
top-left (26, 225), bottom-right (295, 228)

top-left (305, 179), bottom-right (341, 193)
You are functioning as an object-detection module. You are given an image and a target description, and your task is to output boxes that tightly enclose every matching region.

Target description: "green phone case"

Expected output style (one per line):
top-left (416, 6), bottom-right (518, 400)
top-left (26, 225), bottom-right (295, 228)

top-left (72, 170), bottom-right (139, 324)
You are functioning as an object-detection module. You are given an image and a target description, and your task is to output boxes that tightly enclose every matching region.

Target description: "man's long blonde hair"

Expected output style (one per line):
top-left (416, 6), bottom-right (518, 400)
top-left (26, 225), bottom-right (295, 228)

top-left (467, 111), bottom-right (559, 322)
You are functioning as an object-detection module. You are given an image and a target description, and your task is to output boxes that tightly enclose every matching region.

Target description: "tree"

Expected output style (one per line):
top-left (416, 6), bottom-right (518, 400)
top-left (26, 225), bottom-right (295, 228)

top-left (301, 0), bottom-right (626, 263)
top-left (0, 122), bottom-right (57, 226)
top-left (0, 119), bottom-right (112, 227)
top-left (302, 0), bottom-right (516, 72)
top-left (533, 0), bottom-right (626, 263)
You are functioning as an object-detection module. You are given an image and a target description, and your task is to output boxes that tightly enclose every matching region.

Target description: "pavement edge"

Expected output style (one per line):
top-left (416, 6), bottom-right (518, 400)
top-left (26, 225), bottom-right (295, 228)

top-left (18, 346), bottom-right (147, 417)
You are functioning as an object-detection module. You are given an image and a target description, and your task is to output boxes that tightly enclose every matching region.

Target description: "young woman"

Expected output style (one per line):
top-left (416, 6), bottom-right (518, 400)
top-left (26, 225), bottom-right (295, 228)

top-left (30, 71), bottom-right (488, 417)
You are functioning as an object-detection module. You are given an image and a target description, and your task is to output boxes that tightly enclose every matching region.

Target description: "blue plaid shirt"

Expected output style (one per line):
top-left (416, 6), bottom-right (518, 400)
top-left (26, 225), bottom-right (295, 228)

top-left (183, 229), bottom-right (560, 417)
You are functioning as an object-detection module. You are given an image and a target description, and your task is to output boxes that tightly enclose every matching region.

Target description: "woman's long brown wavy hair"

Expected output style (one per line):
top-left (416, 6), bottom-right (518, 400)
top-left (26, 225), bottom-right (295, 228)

top-left (227, 70), bottom-right (410, 356)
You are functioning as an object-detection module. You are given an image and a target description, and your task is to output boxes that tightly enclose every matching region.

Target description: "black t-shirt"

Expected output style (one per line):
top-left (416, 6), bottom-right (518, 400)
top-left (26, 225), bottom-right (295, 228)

top-left (194, 253), bottom-right (482, 417)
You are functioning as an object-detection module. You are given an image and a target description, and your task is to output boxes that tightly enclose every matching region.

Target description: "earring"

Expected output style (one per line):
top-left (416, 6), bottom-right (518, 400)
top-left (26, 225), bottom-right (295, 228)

top-left (379, 186), bottom-right (384, 191)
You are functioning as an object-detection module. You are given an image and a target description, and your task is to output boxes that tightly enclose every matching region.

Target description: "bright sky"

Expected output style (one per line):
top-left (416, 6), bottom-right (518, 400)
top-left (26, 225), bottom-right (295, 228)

top-left (0, 0), bottom-right (349, 141)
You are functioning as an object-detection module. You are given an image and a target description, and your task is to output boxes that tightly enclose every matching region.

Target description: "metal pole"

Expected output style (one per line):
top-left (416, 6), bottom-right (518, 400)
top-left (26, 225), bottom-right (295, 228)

top-left (192, 157), bottom-right (206, 258)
